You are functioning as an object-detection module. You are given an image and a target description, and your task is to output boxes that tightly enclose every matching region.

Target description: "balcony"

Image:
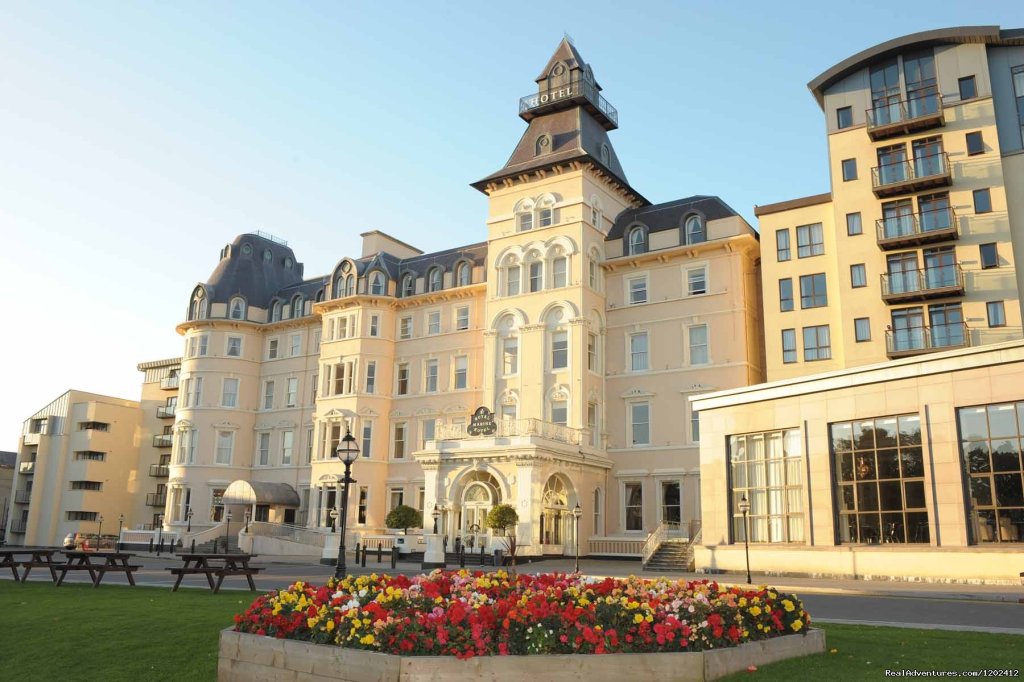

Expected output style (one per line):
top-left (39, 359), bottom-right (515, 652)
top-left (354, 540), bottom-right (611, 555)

top-left (436, 418), bottom-right (587, 447)
top-left (14, 490), bottom-right (31, 504)
top-left (22, 432), bottom-right (40, 445)
top-left (152, 434), bottom-right (174, 448)
top-left (876, 208), bottom-right (958, 250)
top-left (886, 322), bottom-right (970, 359)
top-left (871, 152), bottom-right (951, 198)
top-left (518, 78), bottom-right (618, 130)
top-left (149, 463), bottom-right (170, 477)
top-left (19, 461), bottom-right (35, 475)
top-left (881, 265), bottom-right (964, 304)
top-left (159, 376), bottom-right (179, 390)
top-left (146, 493), bottom-right (167, 507)
top-left (156, 405), bottom-right (176, 418)
top-left (10, 520), bottom-right (27, 534)
top-left (866, 92), bottom-right (945, 141)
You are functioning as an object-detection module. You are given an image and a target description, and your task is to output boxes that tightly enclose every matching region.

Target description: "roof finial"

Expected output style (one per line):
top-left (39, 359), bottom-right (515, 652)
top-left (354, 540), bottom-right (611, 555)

top-left (563, 32), bottom-right (574, 45)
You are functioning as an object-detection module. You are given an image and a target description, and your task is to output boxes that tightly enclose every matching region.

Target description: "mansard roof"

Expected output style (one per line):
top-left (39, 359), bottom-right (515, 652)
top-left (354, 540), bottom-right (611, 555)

top-left (607, 195), bottom-right (740, 240)
top-left (204, 233), bottom-right (304, 306)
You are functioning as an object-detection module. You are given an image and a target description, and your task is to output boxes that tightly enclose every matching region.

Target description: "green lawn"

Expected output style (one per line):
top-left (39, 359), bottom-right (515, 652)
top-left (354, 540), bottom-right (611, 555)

top-left (1, 581), bottom-right (1021, 681)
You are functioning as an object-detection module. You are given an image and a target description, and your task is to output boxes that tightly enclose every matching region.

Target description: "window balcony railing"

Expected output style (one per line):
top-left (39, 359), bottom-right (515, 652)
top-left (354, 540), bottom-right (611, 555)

top-left (436, 418), bottom-right (587, 446)
top-left (152, 434), bottom-right (174, 448)
top-left (146, 493), bottom-right (167, 507)
top-left (10, 520), bottom-right (27, 534)
top-left (149, 464), bottom-right (169, 478)
top-left (159, 376), bottom-right (179, 390)
top-left (156, 405), bottom-right (176, 418)
top-left (881, 265), bottom-right (964, 303)
top-left (871, 152), bottom-right (951, 198)
top-left (875, 207), bottom-right (958, 250)
top-left (886, 322), bottom-right (970, 359)
top-left (866, 91), bottom-right (944, 140)
top-left (19, 461), bottom-right (35, 474)
top-left (22, 432), bottom-right (40, 445)
top-left (14, 490), bottom-right (31, 504)
top-left (518, 78), bottom-right (618, 130)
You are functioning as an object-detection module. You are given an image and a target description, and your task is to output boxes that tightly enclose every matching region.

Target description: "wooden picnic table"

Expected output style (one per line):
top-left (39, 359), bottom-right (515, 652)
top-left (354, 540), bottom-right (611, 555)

top-left (0, 548), bottom-right (61, 583)
top-left (58, 550), bottom-right (140, 587)
top-left (168, 552), bottom-right (263, 593)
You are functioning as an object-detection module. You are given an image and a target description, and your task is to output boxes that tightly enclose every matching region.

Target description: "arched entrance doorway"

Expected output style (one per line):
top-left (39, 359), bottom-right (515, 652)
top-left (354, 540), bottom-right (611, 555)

top-left (453, 471), bottom-right (501, 551)
top-left (540, 474), bottom-right (575, 555)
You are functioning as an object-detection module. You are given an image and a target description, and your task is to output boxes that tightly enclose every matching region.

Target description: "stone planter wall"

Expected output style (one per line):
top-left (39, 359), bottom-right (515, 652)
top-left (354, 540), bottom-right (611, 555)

top-left (218, 627), bottom-right (825, 682)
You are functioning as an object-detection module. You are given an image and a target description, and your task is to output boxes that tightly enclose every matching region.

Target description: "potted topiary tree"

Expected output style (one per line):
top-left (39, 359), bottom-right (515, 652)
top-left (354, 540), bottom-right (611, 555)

top-left (485, 503), bottom-right (519, 572)
top-left (385, 504), bottom-right (423, 535)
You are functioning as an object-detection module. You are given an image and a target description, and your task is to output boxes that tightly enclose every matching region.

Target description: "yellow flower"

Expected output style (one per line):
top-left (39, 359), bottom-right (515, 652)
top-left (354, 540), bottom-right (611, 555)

top-left (633, 613), bottom-right (645, 624)
top-left (749, 606), bottom-right (762, 617)
top-left (782, 599), bottom-right (795, 613)
top-left (360, 634), bottom-right (375, 645)
top-left (792, 619), bottom-right (804, 632)
top-left (738, 597), bottom-right (747, 607)
top-left (307, 617), bottom-right (318, 629)
top-left (326, 619), bottom-right (335, 632)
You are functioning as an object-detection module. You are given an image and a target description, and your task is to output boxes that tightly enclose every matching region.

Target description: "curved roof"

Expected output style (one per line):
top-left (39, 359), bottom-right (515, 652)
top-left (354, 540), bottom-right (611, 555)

top-left (204, 233), bottom-right (304, 306)
top-left (222, 480), bottom-right (301, 507)
top-left (807, 26), bottom-right (1024, 107)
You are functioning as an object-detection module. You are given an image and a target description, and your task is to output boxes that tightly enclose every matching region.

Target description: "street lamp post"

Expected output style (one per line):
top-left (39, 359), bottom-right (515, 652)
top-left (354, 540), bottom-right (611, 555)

top-left (156, 514), bottom-right (164, 555)
top-left (244, 509), bottom-right (251, 533)
top-left (432, 504), bottom-right (440, 535)
top-left (330, 508), bottom-right (339, 533)
top-left (117, 514), bottom-right (124, 552)
top-left (97, 515), bottom-right (104, 550)
top-left (225, 510), bottom-right (233, 554)
top-left (572, 503), bottom-right (582, 574)
top-left (738, 495), bottom-right (752, 584)
top-left (186, 507), bottom-right (193, 533)
top-left (334, 428), bottom-right (360, 580)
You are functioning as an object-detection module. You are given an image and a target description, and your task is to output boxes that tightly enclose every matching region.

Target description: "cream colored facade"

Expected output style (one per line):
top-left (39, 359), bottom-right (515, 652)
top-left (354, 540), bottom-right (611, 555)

top-left (758, 30), bottom-right (1024, 382)
top-left (167, 40), bottom-right (764, 556)
top-left (694, 27), bottom-right (1024, 582)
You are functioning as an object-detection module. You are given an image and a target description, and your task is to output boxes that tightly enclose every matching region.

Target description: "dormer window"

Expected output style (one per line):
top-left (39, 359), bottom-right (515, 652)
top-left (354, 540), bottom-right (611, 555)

top-left (370, 272), bottom-right (385, 295)
top-left (189, 289), bottom-right (208, 321)
top-left (401, 274), bottom-right (415, 297)
top-left (334, 276), bottom-right (344, 299)
top-left (229, 297), bottom-right (246, 320)
top-left (456, 262), bottom-right (471, 287)
top-left (344, 275), bottom-right (355, 297)
top-left (291, 295), bottom-right (303, 318)
top-left (271, 301), bottom-right (282, 322)
top-left (263, 249), bottom-right (273, 262)
top-left (428, 268), bottom-right (443, 292)
top-left (600, 144), bottom-right (610, 165)
top-left (535, 134), bottom-right (552, 156)
top-left (284, 257), bottom-right (293, 269)
top-left (241, 243), bottom-right (253, 256)
top-left (685, 215), bottom-right (706, 245)
top-left (627, 225), bottom-right (648, 256)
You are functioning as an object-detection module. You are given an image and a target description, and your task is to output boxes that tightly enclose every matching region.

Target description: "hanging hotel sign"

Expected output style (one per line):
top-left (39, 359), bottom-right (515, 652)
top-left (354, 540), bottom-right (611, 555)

top-left (467, 407), bottom-right (497, 436)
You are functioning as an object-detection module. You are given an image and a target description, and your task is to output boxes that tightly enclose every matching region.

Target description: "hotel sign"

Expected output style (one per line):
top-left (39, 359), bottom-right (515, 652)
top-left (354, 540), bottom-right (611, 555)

top-left (521, 82), bottom-right (581, 110)
top-left (467, 407), bottom-right (497, 436)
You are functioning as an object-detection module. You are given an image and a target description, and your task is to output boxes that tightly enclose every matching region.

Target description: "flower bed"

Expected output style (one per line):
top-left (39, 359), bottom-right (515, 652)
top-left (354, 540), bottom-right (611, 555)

top-left (233, 570), bottom-right (811, 658)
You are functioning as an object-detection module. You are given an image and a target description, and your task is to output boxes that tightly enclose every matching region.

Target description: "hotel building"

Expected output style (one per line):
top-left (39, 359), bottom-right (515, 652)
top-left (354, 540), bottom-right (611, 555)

top-left (168, 39), bottom-right (763, 558)
top-left (695, 26), bottom-right (1024, 581)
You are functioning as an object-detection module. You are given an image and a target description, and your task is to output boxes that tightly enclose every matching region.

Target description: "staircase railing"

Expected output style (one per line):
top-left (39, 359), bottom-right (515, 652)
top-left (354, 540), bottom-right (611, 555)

top-left (242, 521), bottom-right (332, 549)
top-left (182, 522), bottom-right (226, 546)
top-left (641, 521), bottom-right (681, 565)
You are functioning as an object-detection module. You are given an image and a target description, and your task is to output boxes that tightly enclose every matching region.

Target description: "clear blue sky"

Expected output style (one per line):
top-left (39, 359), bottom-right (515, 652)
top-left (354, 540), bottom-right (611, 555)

top-left (1, 1), bottom-right (1021, 448)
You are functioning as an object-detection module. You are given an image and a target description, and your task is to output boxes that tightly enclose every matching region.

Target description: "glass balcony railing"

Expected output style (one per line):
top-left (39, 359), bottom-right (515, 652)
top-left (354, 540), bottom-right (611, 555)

top-left (881, 265), bottom-right (964, 302)
top-left (159, 376), bottom-right (179, 390)
top-left (14, 490), bottom-right (31, 504)
top-left (871, 152), bottom-right (951, 197)
top-left (152, 434), bottom-right (174, 448)
top-left (875, 207), bottom-right (958, 249)
top-left (10, 520), bottom-right (27, 534)
top-left (156, 405), bottom-right (176, 418)
top-left (19, 461), bottom-right (35, 474)
top-left (866, 91), bottom-right (944, 140)
top-left (149, 464), bottom-right (170, 478)
top-left (146, 493), bottom-right (167, 507)
top-left (886, 322), bottom-right (970, 358)
top-left (518, 78), bottom-right (618, 129)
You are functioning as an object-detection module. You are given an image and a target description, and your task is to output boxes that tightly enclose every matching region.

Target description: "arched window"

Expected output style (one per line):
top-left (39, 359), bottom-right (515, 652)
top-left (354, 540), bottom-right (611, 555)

top-left (551, 249), bottom-right (568, 289)
top-left (588, 248), bottom-right (603, 291)
top-left (291, 295), bottom-right (303, 318)
top-left (627, 225), bottom-right (648, 255)
top-left (590, 196), bottom-right (602, 229)
top-left (369, 272), bottom-right (385, 295)
top-left (315, 289), bottom-right (324, 303)
top-left (685, 215), bottom-right (706, 245)
top-left (600, 144), bottom-right (610, 165)
top-left (502, 255), bottom-right (520, 297)
top-left (334, 276), bottom-right (344, 299)
top-left (401, 274), bottom-right (415, 297)
top-left (535, 134), bottom-right (551, 156)
top-left (271, 300), bottom-right (282, 322)
top-left (517, 208), bottom-right (533, 232)
top-left (189, 289), bottom-right (208, 320)
top-left (229, 297), bottom-right (246, 320)
top-left (537, 196), bottom-right (555, 228)
top-left (525, 251), bottom-right (543, 293)
top-left (456, 262), bottom-right (471, 287)
top-left (428, 268), bottom-right (443, 292)
top-left (593, 488), bottom-right (603, 535)
top-left (344, 275), bottom-right (355, 297)
top-left (262, 249), bottom-right (273, 263)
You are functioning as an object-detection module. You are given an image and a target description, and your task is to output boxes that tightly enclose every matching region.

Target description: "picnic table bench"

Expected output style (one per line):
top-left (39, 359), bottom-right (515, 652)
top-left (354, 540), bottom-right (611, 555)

top-left (58, 551), bottom-right (140, 587)
top-left (0, 548), bottom-right (61, 583)
top-left (168, 553), bottom-right (263, 593)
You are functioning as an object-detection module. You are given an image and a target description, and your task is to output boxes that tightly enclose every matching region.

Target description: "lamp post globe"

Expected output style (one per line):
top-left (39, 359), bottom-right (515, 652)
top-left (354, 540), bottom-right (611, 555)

top-left (334, 427), bottom-right (360, 580)
top-left (572, 503), bottom-right (583, 574)
top-left (738, 495), bottom-right (752, 584)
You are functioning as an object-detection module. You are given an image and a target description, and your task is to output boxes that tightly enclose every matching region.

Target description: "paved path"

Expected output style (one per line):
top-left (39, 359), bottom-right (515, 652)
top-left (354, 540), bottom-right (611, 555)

top-left (4, 553), bottom-right (1022, 633)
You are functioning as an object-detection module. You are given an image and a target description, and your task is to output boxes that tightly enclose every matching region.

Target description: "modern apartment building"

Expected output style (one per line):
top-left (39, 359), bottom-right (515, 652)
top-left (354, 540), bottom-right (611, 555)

top-left (694, 27), bottom-right (1024, 582)
top-left (757, 26), bottom-right (1024, 382)
top-left (0, 452), bottom-right (14, 545)
top-left (169, 39), bottom-right (763, 557)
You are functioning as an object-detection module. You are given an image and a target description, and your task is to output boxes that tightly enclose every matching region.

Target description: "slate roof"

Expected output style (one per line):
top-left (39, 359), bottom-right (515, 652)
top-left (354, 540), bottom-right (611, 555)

top-left (607, 196), bottom-right (741, 240)
top-left (204, 233), bottom-right (304, 306)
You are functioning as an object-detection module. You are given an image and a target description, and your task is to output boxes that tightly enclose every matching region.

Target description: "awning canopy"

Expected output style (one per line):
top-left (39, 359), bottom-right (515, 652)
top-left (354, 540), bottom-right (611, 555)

top-left (222, 480), bottom-right (300, 507)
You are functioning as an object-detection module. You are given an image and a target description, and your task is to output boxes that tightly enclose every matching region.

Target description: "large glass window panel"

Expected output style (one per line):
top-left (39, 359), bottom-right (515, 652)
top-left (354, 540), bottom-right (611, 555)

top-left (728, 428), bottom-right (803, 543)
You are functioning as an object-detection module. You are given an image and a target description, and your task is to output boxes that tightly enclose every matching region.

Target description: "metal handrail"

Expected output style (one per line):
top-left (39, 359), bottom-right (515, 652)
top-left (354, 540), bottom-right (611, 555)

top-left (886, 322), bottom-right (970, 355)
top-left (182, 522), bottom-right (226, 545)
top-left (881, 264), bottom-right (963, 297)
top-left (152, 434), bottom-right (173, 447)
top-left (518, 78), bottom-right (618, 125)
top-left (871, 152), bottom-right (949, 189)
top-left (241, 521), bottom-right (332, 549)
top-left (145, 493), bottom-right (167, 507)
top-left (866, 90), bottom-right (943, 129)
top-left (19, 462), bottom-right (35, 474)
top-left (875, 207), bottom-right (957, 243)
top-left (159, 376), bottom-right (179, 390)
top-left (149, 464), bottom-right (169, 477)
top-left (156, 405), bottom-right (176, 418)
top-left (641, 521), bottom-right (683, 565)
top-left (10, 520), bottom-right (27, 533)
top-left (14, 490), bottom-right (31, 504)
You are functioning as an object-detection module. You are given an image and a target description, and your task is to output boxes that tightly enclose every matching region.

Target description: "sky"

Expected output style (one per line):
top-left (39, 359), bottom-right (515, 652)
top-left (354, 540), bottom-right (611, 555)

top-left (1, 1), bottom-right (1022, 448)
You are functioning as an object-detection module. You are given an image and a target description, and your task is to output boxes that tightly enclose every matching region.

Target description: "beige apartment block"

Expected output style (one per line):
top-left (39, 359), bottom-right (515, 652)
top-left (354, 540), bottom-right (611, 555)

top-left (757, 26), bottom-right (1024, 382)
top-left (168, 39), bottom-right (764, 557)
top-left (0, 451), bottom-right (14, 544)
top-left (135, 358), bottom-right (182, 529)
top-left (9, 391), bottom-right (143, 546)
